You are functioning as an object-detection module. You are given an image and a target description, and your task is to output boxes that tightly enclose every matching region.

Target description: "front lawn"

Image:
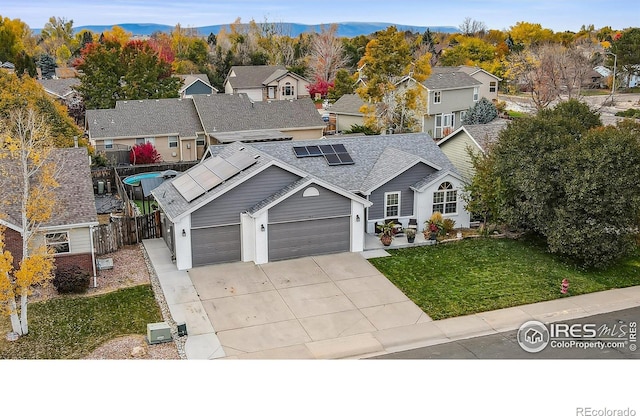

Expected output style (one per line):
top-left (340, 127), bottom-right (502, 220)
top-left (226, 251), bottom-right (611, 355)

top-left (368, 237), bottom-right (640, 320)
top-left (0, 285), bottom-right (162, 359)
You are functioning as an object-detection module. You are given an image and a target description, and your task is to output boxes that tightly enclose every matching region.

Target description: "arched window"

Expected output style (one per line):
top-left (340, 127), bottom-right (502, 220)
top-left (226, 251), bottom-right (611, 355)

top-left (433, 182), bottom-right (457, 214)
top-left (282, 82), bottom-right (294, 97)
top-left (302, 187), bottom-right (319, 197)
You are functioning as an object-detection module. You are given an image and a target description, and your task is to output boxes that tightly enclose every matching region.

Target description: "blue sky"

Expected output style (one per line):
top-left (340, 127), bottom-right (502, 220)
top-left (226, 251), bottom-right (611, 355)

top-left (3, 0), bottom-right (637, 32)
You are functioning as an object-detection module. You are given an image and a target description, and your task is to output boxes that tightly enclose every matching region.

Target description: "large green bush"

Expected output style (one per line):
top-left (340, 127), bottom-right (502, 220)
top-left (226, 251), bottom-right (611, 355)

top-left (472, 99), bottom-right (640, 268)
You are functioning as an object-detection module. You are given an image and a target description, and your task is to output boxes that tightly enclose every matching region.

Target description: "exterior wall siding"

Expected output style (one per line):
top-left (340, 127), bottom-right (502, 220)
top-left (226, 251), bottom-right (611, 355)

top-left (268, 185), bottom-right (351, 223)
top-left (185, 81), bottom-right (213, 96)
top-left (191, 166), bottom-right (301, 227)
top-left (428, 87), bottom-right (476, 115)
top-left (69, 228), bottom-right (92, 254)
top-left (287, 128), bottom-right (325, 141)
top-left (368, 162), bottom-right (436, 220)
top-left (439, 133), bottom-right (480, 180)
top-left (336, 114), bottom-right (365, 133)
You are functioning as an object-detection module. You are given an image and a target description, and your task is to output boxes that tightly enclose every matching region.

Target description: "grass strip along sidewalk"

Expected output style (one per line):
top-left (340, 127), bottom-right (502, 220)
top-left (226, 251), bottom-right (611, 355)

top-left (369, 237), bottom-right (640, 320)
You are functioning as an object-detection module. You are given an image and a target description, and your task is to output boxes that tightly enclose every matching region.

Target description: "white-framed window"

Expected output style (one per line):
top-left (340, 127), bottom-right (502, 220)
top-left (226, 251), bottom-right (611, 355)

top-left (433, 90), bottom-right (441, 104)
top-left (135, 138), bottom-right (145, 145)
top-left (168, 136), bottom-right (178, 148)
top-left (144, 137), bottom-right (155, 146)
top-left (435, 113), bottom-right (454, 138)
top-left (384, 192), bottom-right (401, 218)
top-left (46, 232), bottom-right (70, 254)
top-left (433, 182), bottom-right (457, 214)
top-left (196, 135), bottom-right (206, 146)
top-left (268, 86), bottom-right (276, 99)
top-left (473, 87), bottom-right (479, 102)
top-left (459, 110), bottom-right (467, 124)
top-left (282, 82), bottom-right (294, 97)
top-left (489, 81), bottom-right (497, 93)
top-left (104, 139), bottom-right (113, 149)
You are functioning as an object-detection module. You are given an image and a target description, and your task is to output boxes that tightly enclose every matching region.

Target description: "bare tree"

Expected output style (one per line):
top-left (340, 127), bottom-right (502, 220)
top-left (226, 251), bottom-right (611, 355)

top-left (307, 24), bottom-right (349, 84)
top-left (458, 17), bottom-right (487, 37)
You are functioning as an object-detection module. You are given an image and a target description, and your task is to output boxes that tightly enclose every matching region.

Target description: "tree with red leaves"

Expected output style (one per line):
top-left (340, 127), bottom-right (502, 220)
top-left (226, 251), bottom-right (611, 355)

top-left (75, 37), bottom-right (181, 109)
top-left (306, 77), bottom-right (334, 99)
top-left (130, 142), bottom-right (162, 164)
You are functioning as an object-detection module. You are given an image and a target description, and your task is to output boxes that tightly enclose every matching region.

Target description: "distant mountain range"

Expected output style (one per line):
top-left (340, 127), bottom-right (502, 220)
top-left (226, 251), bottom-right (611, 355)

top-left (62, 22), bottom-right (458, 37)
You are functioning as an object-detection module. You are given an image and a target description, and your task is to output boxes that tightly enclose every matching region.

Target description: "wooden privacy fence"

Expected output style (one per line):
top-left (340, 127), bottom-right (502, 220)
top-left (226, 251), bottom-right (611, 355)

top-left (93, 211), bottom-right (162, 255)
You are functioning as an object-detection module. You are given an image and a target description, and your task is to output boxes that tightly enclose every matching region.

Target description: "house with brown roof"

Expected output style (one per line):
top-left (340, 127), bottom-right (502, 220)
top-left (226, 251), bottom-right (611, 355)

top-left (223, 65), bottom-right (311, 102)
top-left (0, 147), bottom-right (99, 276)
top-left (85, 94), bottom-right (325, 162)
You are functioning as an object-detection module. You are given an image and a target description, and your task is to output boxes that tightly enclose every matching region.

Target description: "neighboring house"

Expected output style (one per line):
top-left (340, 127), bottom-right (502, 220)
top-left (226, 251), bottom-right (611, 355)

top-left (418, 69), bottom-right (484, 139)
top-left (37, 77), bottom-right (81, 104)
top-left (85, 94), bottom-right (325, 162)
top-left (437, 118), bottom-right (509, 180)
top-left (453, 66), bottom-right (502, 101)
top-left (224, 65), bottom-right (311, 102)
top-left (594, 65), bottom-right (640, 89)
top-left (86, 97), bottom-right (207, 162)
top-left (0, 147), bottom-right (99, 276)
top-left (326, 94), bottom-right (367, 133)
top-left (152, 133), bottom-right (470, 270)
top-left (177, 73), bottom-right (218, 98)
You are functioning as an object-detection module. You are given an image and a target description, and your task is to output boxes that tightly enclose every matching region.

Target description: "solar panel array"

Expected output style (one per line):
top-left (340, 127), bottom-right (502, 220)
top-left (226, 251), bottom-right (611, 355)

top-left (172, 150), bottom-right (257, 202)
top-left (292, 143), bottom-right (354, 166)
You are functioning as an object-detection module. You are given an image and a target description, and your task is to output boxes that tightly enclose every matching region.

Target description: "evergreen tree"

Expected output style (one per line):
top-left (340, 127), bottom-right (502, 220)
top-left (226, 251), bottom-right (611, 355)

top-left (462, 97), bottom-right (498, 124)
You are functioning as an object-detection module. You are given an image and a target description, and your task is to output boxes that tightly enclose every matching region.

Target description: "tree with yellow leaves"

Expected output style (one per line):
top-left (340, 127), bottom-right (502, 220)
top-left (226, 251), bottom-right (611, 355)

top-left (0, 107), bottom-right (58, 337)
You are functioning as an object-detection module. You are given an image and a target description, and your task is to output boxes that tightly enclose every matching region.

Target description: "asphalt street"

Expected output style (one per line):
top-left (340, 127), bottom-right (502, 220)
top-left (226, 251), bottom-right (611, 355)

top-left (371, 306), bottom-right (640, 359)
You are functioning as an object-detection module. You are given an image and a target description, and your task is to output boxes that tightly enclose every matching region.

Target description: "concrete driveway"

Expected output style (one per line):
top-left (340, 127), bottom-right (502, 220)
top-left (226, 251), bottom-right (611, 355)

top-left (187, 252), bottom-right (432, 359)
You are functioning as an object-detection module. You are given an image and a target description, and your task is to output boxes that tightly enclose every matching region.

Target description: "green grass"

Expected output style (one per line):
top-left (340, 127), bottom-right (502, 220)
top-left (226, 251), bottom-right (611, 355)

top-left (506, 110), bottom-right (525, 118)
top-left (368, 238), bottom-right (640, 320)
top-left (0, 285), bottom-right (162, 359)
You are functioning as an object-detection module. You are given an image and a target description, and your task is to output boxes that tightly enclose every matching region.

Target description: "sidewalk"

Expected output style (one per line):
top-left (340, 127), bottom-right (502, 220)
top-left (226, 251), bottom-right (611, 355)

top-left (142, 239), bottom-right (640, 359)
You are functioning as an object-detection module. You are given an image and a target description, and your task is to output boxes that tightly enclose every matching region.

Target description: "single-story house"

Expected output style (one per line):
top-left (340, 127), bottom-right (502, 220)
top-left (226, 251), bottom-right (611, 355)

top-left (224, 65), bottom-right (311, 102)
top-left (153, 133), bottom-right (470, 270)
top-left (85, 94), bottom-right (325, 162)
top-left (437, 118), bottom-right (509, 180)
top-left (0, 147), bottom-right (99, 276)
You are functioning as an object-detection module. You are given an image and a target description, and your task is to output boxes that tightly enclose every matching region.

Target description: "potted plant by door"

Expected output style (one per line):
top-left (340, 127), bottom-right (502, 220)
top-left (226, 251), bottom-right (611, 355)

top-left (379, 221), bottom-right (395, 246)
top-left (405, 228), bottom-right (416, 243)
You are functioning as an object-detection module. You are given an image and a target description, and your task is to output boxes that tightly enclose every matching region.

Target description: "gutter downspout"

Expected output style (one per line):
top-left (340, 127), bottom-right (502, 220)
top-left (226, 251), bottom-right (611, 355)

top-left (89, 225), bottom-right (97, 288)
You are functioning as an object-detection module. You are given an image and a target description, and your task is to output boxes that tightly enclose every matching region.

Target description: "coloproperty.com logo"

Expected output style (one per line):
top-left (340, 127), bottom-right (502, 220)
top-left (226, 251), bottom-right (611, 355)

top-left (517, 319), bottom-right (637, 353)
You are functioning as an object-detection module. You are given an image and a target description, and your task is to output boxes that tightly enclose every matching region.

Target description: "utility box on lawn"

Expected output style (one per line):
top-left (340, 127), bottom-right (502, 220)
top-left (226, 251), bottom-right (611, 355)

top-left (147, 322), bottom-right (172, 344)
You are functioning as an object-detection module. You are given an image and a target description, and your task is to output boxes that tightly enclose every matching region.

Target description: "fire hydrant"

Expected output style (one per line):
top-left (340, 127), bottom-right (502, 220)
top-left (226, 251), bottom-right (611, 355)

top-left (561, 278), bottom-right (569, 294)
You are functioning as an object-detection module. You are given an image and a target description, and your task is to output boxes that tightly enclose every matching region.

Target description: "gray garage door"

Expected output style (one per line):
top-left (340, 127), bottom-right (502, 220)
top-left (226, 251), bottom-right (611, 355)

top-left (268, 216), bottom-right (351, 261)
top-left (191, 225), bottom-right (241, 266)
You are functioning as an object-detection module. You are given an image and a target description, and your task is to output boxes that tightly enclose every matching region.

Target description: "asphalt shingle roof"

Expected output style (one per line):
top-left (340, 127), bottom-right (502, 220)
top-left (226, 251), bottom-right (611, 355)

top-left (226, 65), bottom-right (289, 89)
top-left (460, 118), bottom-right (510, 152)
top-left (249, 133), bottom-right (457, 194)
top-left (0, 147), bottom-right (98, 228)
top-left (192, 94), bottom-right (324, 134)
top-left (328, 94), bottom-right (366, 115)
top-left (37, 78), bottom-right (80, 99)
top-left (422, 70), bottom-right (482, 90)
top-left (86, 98), bottom-right (204, 140)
